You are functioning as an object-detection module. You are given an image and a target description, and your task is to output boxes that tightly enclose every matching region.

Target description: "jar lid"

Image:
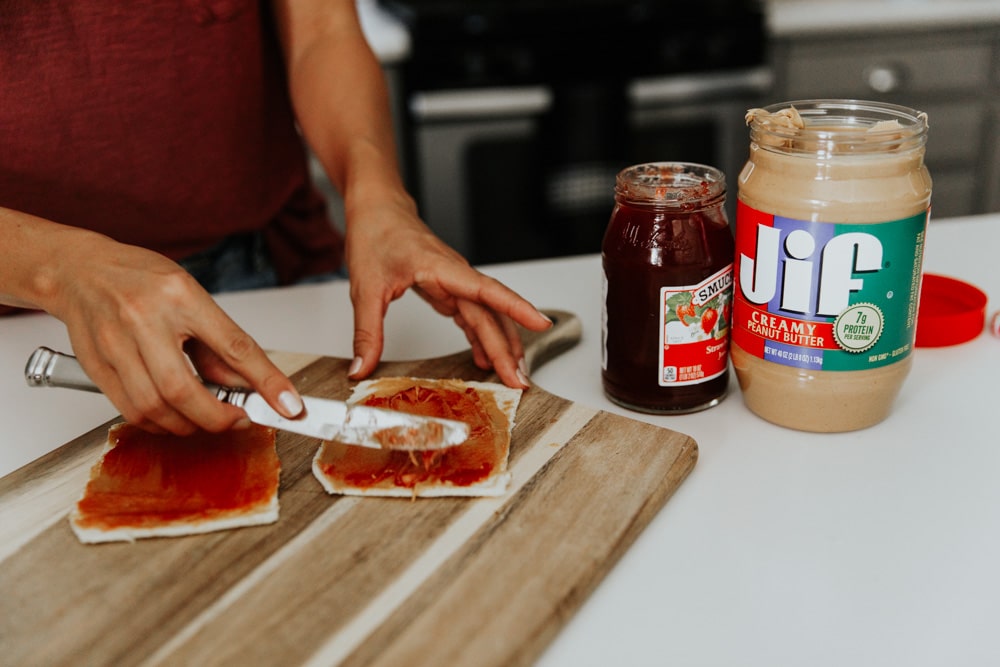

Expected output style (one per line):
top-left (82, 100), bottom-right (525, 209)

top-left (915, 273), bottom-right (988, 347)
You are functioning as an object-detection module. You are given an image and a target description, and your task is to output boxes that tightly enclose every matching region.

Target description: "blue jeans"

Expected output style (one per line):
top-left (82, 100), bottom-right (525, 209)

top-left (178, 233), bottom-right (346, 294)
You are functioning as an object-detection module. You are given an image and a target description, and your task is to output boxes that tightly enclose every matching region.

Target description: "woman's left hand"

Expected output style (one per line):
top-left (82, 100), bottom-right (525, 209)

top-left (343, 193), bottom-right (551, 389)
top-left (272, 0), bottom-right (551, 389)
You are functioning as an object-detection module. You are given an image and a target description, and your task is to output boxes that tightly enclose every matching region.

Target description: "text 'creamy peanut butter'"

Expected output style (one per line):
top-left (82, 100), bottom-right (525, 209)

top-left (733, 100), bottom-right (932, 432)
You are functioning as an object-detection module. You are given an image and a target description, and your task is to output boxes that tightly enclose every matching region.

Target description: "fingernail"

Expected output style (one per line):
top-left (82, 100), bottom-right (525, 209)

top-left (516, 357), bottom-right (531, 387)
top-left (348, 356), bottom-right (363, 377)
top-left (233, 417), bottom-right (252, 430)
top-left (279, 390), bottom-right (304, 417)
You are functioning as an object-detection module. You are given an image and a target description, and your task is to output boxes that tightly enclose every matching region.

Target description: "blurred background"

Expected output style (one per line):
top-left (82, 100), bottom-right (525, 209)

top-left (313, 0), bottom-right (1000, 264)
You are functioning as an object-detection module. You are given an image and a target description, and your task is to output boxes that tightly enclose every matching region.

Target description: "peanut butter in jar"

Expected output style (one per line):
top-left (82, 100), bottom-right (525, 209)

top-left (732, 100), bottom-right (932, 432)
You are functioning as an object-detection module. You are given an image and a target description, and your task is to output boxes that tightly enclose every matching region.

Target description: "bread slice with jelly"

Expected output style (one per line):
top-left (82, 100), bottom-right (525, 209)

top-left (70, 422), bottom-right (280, 544)
top-left (312, 377), bottom-right (520, 498)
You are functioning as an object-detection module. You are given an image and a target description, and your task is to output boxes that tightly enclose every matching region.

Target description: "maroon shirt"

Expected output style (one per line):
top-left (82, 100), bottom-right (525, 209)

top-left (0, 0), bottom-right (343, 288)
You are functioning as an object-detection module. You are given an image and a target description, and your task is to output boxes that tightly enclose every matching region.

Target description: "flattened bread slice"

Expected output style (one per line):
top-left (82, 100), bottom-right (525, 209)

top-left (312, 378), bottom-right (521, 498)
top-left (70, 423), bottom-right (280, 544)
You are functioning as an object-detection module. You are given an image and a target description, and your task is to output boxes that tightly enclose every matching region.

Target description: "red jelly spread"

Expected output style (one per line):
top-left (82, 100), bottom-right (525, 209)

top-left (74, 423), bottom-right (279, 530)
top-left (316, 380), bottom-right (510, 490)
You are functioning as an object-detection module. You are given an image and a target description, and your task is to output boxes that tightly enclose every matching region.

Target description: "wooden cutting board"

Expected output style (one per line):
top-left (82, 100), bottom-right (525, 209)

top-left (0, 310), bottom-right (697, 667)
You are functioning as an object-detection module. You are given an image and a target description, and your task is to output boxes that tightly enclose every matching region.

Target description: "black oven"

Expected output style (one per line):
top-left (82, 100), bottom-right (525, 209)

top-left (380, 0), bottom-right (771, 264)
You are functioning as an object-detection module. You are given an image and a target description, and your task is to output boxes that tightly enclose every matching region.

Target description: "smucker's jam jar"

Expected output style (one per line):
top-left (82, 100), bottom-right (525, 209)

top-left (601, 162), bottom-right (735, 413)
top-left (733, 100), bottom-right (932, 432)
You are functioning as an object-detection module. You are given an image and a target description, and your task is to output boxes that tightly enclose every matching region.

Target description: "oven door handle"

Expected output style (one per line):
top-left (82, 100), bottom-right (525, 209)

top-left (629, 66), bottom-right (773, 106)
top-left (410, 86), bottom-right (553, 121)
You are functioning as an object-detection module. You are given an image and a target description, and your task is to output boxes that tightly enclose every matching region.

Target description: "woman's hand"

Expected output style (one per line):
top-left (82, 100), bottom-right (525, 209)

top-left (34, 226), bottom-right (303, 435)
top-left (273, 0), bottom-right (552, 389)
top-left (344, 192), bottom-right (552, 389)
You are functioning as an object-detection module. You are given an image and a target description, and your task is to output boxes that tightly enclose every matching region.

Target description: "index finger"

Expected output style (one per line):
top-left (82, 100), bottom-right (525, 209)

top-left (181, 309), bottom-right (304, 420)
top-left (347, 279), bottom-right (389, 380)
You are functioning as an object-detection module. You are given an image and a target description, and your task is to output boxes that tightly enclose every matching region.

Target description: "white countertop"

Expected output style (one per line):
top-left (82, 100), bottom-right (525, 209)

top-left (2, 213), bottom-right (998, 665)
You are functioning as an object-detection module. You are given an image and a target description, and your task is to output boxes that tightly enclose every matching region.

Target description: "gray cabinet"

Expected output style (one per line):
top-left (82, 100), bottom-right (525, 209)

top-left (769, 25), bottom-right (999, 219)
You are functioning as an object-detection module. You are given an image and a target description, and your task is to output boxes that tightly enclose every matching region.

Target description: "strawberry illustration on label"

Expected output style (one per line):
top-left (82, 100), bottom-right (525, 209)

top-left (701, 307), bottom-right (719, 334)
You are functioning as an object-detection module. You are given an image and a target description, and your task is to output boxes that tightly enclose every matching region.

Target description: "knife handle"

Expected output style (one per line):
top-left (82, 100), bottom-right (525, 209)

top-left (203, 384), bottom-right (250, 408)
top-left (25, 346), bottom-right (101, 393)
top-left (26, 346), bottom-right (247, 405)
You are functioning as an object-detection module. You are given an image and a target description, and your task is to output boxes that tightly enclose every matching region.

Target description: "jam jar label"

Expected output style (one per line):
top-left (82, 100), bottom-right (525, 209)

top-left (658, 265), bottom-right (734, 386)
top-left (732, 200), bottom-right (928, 371)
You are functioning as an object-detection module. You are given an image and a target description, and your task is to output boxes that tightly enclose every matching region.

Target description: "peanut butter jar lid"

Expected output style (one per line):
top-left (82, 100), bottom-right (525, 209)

top-left (916, 273), bottom-right (988, 347)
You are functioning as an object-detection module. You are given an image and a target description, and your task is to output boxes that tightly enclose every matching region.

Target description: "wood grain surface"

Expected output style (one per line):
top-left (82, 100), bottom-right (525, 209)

top-left (0, 311), bottom-right (698, 667)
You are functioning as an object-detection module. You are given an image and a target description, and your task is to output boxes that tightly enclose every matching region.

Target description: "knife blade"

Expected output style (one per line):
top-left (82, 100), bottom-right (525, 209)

top-left (24, 347), bottom-right (469, 451)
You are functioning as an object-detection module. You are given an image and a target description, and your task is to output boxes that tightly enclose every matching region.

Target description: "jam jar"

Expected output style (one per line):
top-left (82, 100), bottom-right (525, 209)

top-left (732, 100), bottom-right (932, 432)
top-left (601, 162), bottom-right (735, 413)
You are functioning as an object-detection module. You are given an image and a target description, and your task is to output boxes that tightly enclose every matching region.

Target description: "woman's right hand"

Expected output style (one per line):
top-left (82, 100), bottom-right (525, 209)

top-left (1, 213), bottom-right (303, 435)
